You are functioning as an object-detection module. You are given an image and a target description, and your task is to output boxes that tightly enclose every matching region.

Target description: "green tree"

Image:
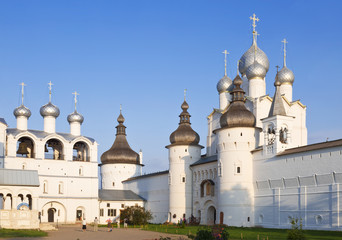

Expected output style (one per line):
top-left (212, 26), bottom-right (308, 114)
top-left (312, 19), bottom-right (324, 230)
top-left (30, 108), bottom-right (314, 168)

top-left (120, 206), bottom-right (153, 225)
top-left (287, 217), bottom-right (306, 240)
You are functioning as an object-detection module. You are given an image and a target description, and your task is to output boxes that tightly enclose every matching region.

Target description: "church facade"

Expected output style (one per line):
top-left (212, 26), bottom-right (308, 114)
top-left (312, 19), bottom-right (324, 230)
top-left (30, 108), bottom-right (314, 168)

top-left (1, 15), bottom-right (342, 230)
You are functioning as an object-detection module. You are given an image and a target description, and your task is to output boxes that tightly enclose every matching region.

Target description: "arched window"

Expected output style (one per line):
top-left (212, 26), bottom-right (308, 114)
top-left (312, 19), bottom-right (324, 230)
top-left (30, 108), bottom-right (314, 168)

top-left (267, 125), bottom-right (276, 145)
top-left (16, 137), bottom-right (35, 158)
top-left (73, 141), bottom-right (90, 161)
top-left (45, 139), bottom-right (64, 160)
top-left (200, 180), bottom-right (215, 197)
top-left (43, 181), bottom-right (48, 193)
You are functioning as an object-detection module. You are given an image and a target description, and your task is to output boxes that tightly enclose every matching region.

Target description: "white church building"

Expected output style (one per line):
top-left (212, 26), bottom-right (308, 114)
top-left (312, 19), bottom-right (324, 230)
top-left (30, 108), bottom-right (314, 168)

top-left (1, 14), bottom-right (342, 230)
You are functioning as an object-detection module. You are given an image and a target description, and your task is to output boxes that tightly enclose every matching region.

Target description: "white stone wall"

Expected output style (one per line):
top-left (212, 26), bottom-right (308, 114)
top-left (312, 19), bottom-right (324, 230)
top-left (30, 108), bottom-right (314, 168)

top-left (123, 173), bottom-right (169, 224)
top-left (101, 163), bottom-right (142, 190)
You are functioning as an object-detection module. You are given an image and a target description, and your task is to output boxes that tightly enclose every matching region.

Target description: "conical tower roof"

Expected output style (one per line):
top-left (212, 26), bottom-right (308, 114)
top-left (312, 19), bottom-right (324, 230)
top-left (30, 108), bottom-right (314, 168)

top-left (101, 111), bottom-right (140, 165)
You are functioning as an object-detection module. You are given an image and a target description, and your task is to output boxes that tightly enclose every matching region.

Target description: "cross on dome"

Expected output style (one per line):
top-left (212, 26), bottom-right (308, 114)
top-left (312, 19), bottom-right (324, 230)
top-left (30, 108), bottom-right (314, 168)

top-left (72, 91), bottom-right (79, 111)
top-left (20, 82), bottom-right (26, 105)
top-left (222, 50), bottom-right (229, 76)
top-left (282, 38), bottom-right (288, 67)
top-left (250, 13), bottom-right (260, 42)
top-left (48, 81), bottom-right (53, 102)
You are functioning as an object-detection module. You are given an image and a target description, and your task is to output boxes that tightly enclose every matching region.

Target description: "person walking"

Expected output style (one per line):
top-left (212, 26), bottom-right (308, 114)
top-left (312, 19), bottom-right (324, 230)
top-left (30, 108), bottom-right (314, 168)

top-left (82, 218), bottom-right (87, 232)
top-left (94, 217), bottom-right (98, 232)
top-left (106, 218), bottom-right (112, 232)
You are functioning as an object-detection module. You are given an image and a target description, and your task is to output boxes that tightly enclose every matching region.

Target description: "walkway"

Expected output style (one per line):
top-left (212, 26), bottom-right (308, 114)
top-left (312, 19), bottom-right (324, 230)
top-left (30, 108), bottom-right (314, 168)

top-left (6, 225), bottom-right (188, 240)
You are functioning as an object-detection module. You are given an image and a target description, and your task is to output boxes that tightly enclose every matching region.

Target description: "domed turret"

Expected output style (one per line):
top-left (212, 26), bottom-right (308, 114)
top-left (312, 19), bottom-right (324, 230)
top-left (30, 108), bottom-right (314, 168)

top-left (168, 100), bottom-right (200, 147)
top-left (220, 74), bottom-right (256, 128)
top-left (239, 39), bottom-right (269, 76)
top-left (67, 111), bottom-right (84, 124)
top-left (14, 83), bottom-right (31, 130)
top-left (217, 75), bottom-right (233, 93)
top-left (101, 111), bottom-right (140, 165)
top-left (40, 102), bottom-right (60, 118)
top-left (14, 105), bottom-right (31, 118)
top-left (246, 61), bottom-right (267, 80)
top-left (277, 66), bottom-right (294, 85)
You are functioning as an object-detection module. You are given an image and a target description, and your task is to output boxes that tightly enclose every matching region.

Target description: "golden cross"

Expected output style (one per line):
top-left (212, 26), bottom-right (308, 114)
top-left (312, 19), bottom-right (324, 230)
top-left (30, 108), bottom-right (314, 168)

top-left (72, 91), bottom-right (79, 111)
top-left (282, 38), bottom-right (288, 67)
top-left (249, 13), bottom-right (259, 33)
top-left (222, 50), bottom-right (229, 76)
top-left (48, 81), bottom-right (53, 102)
top-left (20, 82), bottom-right (26, 105)
top-left (184, 89), bottom-right (187, 101)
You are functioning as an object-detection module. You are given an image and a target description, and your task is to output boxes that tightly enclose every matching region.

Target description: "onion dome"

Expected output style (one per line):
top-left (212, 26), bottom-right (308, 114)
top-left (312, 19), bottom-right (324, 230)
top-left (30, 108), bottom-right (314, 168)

top-left (13, 105), bottom-right (31, 118)
top-left (276, 66), bottom-right (294, 85)
top-left (67, 111), bottom-right (84, 124)
top-left (217, 75), bottom-right (233, 93)
top-left (167, 100), bottom-right (200, 147)
top-left (101, 112), bottom-right (140, 165)
top-left (40, 102), bottom-right (60, 118)
top-left (220, 74), bottom-right (256, 128)
top-left (239, 39), bottom-right (269, 76)
top-left (246, 61), bottom-right (267, 80)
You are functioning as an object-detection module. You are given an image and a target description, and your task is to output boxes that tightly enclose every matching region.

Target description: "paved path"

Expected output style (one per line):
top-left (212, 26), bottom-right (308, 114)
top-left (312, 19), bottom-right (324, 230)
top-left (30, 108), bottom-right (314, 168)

top-left (5, 225), bottom-right (188, 240)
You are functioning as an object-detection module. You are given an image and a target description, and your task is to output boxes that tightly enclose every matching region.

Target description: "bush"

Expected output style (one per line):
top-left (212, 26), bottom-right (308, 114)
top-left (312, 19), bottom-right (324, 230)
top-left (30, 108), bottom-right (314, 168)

top-left (120, 206), bottom-right (153, 225)
top-left (194, 226), bottom-right (229, 240)
top-left (287, 217), bottom-right (306, 240)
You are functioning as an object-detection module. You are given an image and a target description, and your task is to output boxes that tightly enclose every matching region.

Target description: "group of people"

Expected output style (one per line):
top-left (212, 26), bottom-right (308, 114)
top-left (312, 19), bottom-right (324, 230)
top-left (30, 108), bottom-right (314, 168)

top-left (80, 217), bottom-right (128, 232)
top-left (81, 217), bottom-right (99, 232)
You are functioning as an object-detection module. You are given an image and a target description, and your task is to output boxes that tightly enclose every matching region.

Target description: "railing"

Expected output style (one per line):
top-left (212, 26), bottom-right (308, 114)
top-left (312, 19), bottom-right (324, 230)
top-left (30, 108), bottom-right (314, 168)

top-left (266, 145), bottom-right (273, 154)
top-left (73, 156), bottom-right (90, 162)
top-left (44, 154), bottom-right (64, 160)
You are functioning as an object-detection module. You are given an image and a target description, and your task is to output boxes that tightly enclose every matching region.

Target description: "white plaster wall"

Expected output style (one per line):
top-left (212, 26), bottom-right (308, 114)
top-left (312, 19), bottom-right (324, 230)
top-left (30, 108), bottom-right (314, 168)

top-left (217, 127), bottom-right (259, 227)
top-left (248, 78), bottom-right (266, 99)
top-left (168, 145), bottom-right (201, 223)
top-left (280, 84), bottom-right (293, 102)
top-left (123, 173), bottom-right (169, 224)
top-left (206, 112), bottom-right (221, 157)
top-left (101, 163), bottom-right (141, 190)
top-left (16, 116), bottom-right (28, 131)
top-left (70, 122), bottom-right (81, 136)
top-left (0, 122), bottom-right (7, 169)
top-left (43, 116), bottom-right (56, 133)
top-left (219, 92), bottom-right (230, 110)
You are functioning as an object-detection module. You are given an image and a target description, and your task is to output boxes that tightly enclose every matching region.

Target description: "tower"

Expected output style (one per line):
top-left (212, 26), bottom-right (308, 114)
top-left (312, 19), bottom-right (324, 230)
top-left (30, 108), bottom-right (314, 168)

top-left (239, 14), bottom-right (269, 99)
top-left (277, 39), bottom-right (295, 101)
top-left (262, 73), bottom-right (294, 155)
top-left (166, 94), bottom-right (203, 223)
top-left (67, 91), bottom-right (84, 136)
top-left (100, 108), bottom-right (142, 190)
top-left (13, 83), bottom-right (31, 131)
top-left (40, 81), bottom-right (60, 133)
top-left (216, 74), bottom-right (260, 226)
top-left (216, 50), bottom-right (233, 110)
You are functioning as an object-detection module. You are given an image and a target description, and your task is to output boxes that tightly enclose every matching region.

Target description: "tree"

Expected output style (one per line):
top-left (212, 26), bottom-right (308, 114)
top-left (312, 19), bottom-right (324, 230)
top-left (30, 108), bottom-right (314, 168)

top-left (120, 206), bottom-right (153, 225)
top-left (287, 217), bottom-right (306, 240)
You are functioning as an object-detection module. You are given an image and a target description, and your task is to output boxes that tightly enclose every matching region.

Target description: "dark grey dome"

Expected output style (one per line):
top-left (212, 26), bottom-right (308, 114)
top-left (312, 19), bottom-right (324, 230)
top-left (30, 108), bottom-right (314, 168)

top-left (67, 111), bottom-right (84, 124)
top-left (40, 102), bottom-right (60, 118)
top-left (14, 105), bottom-right (31, 118)
top-left (220, 75), bottom-right (256, 128)
top-left (101, 112), bottom-right (140, 165)
top-left (167, 100), bottom-right (200, 147)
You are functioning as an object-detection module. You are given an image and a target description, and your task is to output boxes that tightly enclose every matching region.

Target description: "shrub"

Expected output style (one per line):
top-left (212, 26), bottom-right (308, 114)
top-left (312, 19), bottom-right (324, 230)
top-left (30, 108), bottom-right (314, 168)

top-left (194, 226), bottom-right (229, 240)
top-left (287, 217), bottom-right (306, 240)
top-left (120, 206), bottom-right (153, 225)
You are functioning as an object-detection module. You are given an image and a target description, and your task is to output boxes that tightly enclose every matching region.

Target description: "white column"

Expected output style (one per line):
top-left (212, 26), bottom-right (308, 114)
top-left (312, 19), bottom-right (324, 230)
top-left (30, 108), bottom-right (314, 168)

top-left (16, 116), bottom-right (28, 130)
top-left (279, 84), bottom-right (293, 102)
top-left (70, 122), bottom-right (81, 136)
top-left (44, 116), bottom-right (56, 133)
top-left (248, 78), bottom-right (265, 99)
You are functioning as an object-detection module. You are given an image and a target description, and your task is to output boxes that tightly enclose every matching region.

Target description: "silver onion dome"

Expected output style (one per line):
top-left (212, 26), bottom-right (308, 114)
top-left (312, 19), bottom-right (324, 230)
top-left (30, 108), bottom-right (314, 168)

top-left (239, 41), bottom-right (269, 76)
top-left (13, 105), bottom-right (31, 118)
top-left (246, 61), bottom-right (267, 80)
top-left (217, 75), bottom-right (233, 93)
top-left (67, 111), bottom-right (84, 124)
top-left (276, 66), bottom-right (294, 85)
top-left (40, 102), bottom-right (60, 118)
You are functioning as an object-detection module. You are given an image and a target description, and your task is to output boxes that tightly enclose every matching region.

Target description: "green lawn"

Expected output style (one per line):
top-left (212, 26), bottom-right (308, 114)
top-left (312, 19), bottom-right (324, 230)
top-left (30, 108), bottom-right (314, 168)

top-left (0, 229), bottom-right (47, 238)
top-left (142, 224), bottom-right (342, 240)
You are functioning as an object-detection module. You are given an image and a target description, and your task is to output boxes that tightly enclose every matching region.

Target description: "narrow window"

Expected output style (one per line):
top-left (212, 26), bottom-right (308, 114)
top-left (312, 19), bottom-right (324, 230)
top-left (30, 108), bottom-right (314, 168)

top-left (107, 203), bottom-right (110, 207)
top-left (185, 149), bottom-right (187, 152)
top-left (247, 217), bottom-right (250, 222)
top-left (237, 167), bottom-right (241, 174)
top-left (182, 177), bottom-right (186, 183)
top-left (240, 133), bottom-right (242, 136)
top-left (58, 209), bottom-right (60, 216)
top-left (112, 182), bottom-right (115, 186)
top-left (121, 204), bottom-right (125, 208)
top-left (100, 209), bottom-right (104, 216)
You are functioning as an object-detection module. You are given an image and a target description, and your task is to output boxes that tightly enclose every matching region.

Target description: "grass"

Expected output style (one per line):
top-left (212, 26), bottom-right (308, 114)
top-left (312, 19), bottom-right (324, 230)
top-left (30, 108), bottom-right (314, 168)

top-left (0, 228), bottom-right (47, 238)
top-left (141, 224), bottom-right (342, 240)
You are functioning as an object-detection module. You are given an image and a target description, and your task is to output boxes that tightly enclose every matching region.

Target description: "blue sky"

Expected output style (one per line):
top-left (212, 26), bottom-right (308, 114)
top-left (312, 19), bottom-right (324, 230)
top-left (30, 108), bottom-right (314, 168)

top-left (0, 1), bottom-right (341, 173)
